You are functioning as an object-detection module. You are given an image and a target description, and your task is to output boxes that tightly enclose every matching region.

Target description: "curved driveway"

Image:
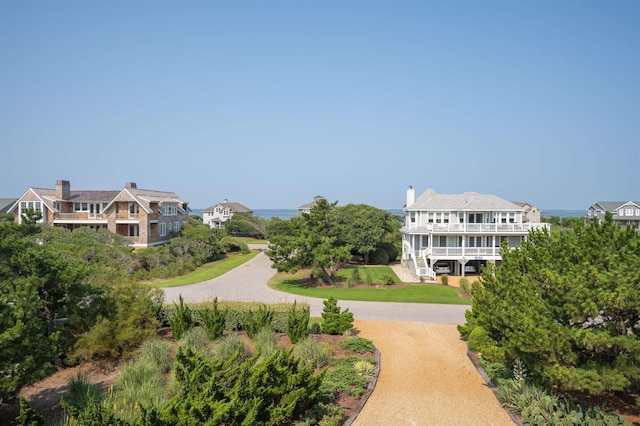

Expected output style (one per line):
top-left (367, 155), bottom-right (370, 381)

top-left (162, 250), bottom-right (469, 324)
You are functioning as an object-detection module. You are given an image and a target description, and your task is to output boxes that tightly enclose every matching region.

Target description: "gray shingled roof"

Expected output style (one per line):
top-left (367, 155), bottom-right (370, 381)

top-left (0, 198), bottom-right (17, 212)
top-left (589, 201), bottom-right (640, 211)
top-left (406, 188), bottom-right (524, 212)
top-left (203, 201), bottom-right (252, 213)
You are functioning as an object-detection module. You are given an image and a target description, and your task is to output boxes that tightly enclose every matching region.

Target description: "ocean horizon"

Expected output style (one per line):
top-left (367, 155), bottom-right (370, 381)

top-left (190, 208), bottom-right (585, 220)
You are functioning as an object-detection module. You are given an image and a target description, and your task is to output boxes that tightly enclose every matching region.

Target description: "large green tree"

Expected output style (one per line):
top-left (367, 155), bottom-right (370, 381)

top-left (0, 222), bottom-right (61, 401)
top-left (266, 199), bottom-right (352, 284)
top-left (334, 204), bottom-right (397, 264)
top-left (462, 214), bottom-right (640, 394)
top-left (225, 212), bottom-right (267, 239)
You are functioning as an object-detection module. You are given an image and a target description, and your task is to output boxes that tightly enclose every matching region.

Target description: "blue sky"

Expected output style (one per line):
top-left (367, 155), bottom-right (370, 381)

top-left (1, 0), bottom-right (638, 210)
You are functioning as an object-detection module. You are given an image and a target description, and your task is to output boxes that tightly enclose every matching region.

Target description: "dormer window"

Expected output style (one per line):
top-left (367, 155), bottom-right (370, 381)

top-left (164, 202), bottom-right (177, 216)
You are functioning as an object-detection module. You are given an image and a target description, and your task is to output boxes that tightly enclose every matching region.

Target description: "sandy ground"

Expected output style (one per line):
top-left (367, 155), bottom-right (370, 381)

top-left (352, 320), bottom-right (514, 426)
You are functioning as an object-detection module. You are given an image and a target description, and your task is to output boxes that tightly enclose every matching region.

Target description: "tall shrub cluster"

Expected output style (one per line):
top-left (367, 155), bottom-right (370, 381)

top-left (460, 214), bottom-right (640, 396)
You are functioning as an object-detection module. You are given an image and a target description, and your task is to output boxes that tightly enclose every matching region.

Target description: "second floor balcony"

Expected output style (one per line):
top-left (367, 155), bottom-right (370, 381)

top-left (54, 212), bottom-right (107, 221)
top-left (403, 222), bottom-right (549, 234)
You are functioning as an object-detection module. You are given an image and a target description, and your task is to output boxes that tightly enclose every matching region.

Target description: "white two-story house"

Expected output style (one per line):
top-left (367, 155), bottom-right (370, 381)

top-left (400, 186), bottom-right (549, 280)
top-left (202, 199), bottom-right (253, 229)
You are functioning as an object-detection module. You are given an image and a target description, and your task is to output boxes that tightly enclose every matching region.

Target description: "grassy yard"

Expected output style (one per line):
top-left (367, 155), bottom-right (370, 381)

top-left (234, 237), bottom-right (268, 245)
top-left (270, 268), bottom-right (471, 305)
top-left (150, 250), bottom-right (260, 288)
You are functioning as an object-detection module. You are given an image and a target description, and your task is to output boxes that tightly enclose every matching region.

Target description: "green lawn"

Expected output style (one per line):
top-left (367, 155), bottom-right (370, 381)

top-left (235, 237), bottom-right (268, 245)
top-left (150, 250), bottom-right (260, 288)
top-left (270, 268), bottom-right (471, 305)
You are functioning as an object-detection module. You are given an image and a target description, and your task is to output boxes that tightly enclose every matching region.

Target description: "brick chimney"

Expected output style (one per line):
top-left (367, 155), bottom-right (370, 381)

top-left (56, 180), bottom-right (70, 200)
top-left (406, 185), bottom-right (415, 207)
top-left (125, 182), bottom-right (137, 189)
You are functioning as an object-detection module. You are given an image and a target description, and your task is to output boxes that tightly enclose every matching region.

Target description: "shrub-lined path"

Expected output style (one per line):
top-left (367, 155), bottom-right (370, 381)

top-left (162, 249), bottom-right (515, 425)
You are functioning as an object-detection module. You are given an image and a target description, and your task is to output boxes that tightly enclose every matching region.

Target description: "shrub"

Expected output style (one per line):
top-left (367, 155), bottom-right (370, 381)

top-left (458, 278), bottom-right (472, 297)
top-left (199, 298), bottom-right (226, 340)
top-left (353, 359), bottom-right (376, 378)
top-left (71, 285), bottom-right (160, 361)
top-left (339, 337), bottom-right (375, 354)
top-left (309, 322), bottom-right (322, 334)
top-left (163, 347), bottom-right (325, 425)
top-left (321, 297), bottom-right (354, 335)
top-left (378, 242), bottom-right (398, 262)
top-left (170, 295), bottom-right (194, 340)
top-left (241, 304), bottom-right (274, 338)
top-left (440, 274), bottom-right (449, 286)
top-left (350, 268), bottom-right (361, 284)
top-left (320, 356), bottom-right (369, 399)
top-left (218, 236), bottom-right (250, 253)
top-left (286, 301), bottom-right (310, 344)
top-left (364, 270), bottom-right (373, 287)
top-left (369, 248), bottom-right (389, 265)
top-left (17, 397), bottom-right (45, 426)
top-left (379, 273), bottom-right (396, 285)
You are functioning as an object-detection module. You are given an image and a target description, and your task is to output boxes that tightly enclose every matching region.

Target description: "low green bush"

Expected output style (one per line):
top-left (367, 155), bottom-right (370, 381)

top-left (379, 273), bottom-right (396, 285)
top-left (339, 337), bottom-right (375, 354)
top-left (440, 274), bottom-right (449, 286)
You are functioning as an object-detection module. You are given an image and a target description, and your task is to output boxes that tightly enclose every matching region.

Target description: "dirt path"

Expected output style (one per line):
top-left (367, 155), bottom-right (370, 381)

top-left (352, 320), bottom-right (514, 426)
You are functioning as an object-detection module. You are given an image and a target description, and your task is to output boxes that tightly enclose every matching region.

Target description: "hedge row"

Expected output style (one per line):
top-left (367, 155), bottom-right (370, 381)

top-left (160, 300), bottom-right (307, 333)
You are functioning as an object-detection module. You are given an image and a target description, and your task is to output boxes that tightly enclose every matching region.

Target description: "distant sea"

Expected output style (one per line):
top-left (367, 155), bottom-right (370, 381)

top-left (190, 208), bottom-right (583, 220)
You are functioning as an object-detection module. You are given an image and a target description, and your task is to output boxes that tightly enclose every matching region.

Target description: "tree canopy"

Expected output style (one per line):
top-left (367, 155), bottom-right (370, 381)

top-left (460, 214), bottom-right (640, 395)
top-left (224, 212), bottom-right (267, 239)
top-left (265, 200), bottom-right (400, 283)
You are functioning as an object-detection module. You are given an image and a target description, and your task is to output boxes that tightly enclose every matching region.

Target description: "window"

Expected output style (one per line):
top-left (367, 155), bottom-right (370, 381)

top-left (636, 209), bottom-right (640, 216)
top-left (626, 208), bottom-right (634, 216)
top-left (619, 209), bottom-right (625, 216)
top-left (174, 221), bottom-right (180, 231)
top-left (160, 223), bottom-right (166, 236)
top-left (129, 203), bottom-right (139, 215)
top-left (411, 212), bottom-right (416, 223)
top-left (54, 202), bottom-right (61, 211)
top-left (74, 202), bottom-right (88, 212)
top-left (458, 213), bottom-right (464, 223)
top-left (164, 202), bottom-right (177, 216)
top-left (427, 212), bottom-right (433, 223)
top-left (128, 224), bottom-right (139, 237)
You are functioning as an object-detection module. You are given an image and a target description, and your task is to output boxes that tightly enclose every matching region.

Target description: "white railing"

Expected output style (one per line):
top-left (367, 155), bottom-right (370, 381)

top-left (415, 247), bottom-right (505, 258)
top-left (54, 213), bottom-right (107, 221)
top-left (408, 251), bottom-right (436, 281)
top-left (407, 222), bottom-right (549, 234)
